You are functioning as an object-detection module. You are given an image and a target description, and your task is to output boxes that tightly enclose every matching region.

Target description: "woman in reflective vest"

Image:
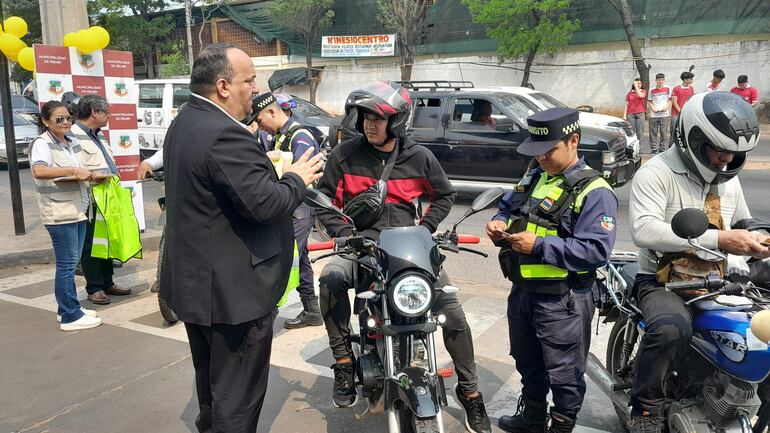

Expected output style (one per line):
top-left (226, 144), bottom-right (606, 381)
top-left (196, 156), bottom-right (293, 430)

top-left (486, 108), bottom-right (618, 433)
top-left (30, 101), bottom-right (103, 331)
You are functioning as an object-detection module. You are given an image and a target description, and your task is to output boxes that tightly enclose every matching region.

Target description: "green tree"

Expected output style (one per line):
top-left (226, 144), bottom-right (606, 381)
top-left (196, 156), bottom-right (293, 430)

top-left (463, 0), bottom-right (580, 86)
top-left (160, 42), bottom-right (190, 77)
top-left (376, 0), bottom-right (430, 82)
top-left (269, 0), bottom-right (334, 104)
top-left (89, 0), bottom-right (174, 78)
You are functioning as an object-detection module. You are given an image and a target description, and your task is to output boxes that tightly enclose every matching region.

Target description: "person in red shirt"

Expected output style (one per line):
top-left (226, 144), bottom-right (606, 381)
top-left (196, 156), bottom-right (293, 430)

top-left (705, 69), bottom-right (725, 92)
top-left (731, 75), bottom-right (759, 108)
top-left (670, 71), bottom-right (694, 144)
top-left (623, 78), bottom-right (647, 142)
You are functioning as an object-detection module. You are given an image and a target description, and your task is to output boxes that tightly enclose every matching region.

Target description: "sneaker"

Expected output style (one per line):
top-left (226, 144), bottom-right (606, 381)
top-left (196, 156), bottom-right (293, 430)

top-left (57, 308), bottom-right (98, 323)
top-left (455, 385), bottom-right (492, 433)
top-left (628, 411), bottom-right (664, 433)
top-left (60, 314), bottom-right (102, 331)
top-left (331, 359), bottom-right (358, 408)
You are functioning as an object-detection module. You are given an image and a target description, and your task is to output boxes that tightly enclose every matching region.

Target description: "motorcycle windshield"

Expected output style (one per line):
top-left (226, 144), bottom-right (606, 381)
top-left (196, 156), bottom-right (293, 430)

top-left (378, 225), bottom-right (438, 278)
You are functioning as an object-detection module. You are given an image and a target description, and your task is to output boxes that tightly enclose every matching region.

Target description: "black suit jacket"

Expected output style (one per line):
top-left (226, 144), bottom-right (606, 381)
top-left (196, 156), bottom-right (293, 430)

top-left (160, 95), bottom-right (305, 326)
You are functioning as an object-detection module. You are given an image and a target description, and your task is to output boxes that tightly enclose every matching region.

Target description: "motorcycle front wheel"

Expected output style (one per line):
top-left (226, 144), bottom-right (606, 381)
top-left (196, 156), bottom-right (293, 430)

top-left (158, 294), bottom-right (179, 324)
top-left (396, 402), bottom-right (439, 433)
top-left (606, 315), bottom-right (639, 430)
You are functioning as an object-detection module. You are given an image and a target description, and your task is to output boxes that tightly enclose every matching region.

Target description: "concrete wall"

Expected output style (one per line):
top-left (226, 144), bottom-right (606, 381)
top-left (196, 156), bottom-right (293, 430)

top-left (257, 36), bottom-right (770, 117)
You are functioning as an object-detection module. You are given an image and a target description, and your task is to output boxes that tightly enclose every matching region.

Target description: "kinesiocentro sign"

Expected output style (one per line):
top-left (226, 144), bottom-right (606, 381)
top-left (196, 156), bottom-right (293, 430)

top-left (321, 34), bottom-right (396, 58)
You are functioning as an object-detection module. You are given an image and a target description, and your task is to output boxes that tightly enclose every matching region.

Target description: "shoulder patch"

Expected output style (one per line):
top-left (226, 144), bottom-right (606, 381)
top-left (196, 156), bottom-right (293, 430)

top-left (601, 215), bottom-right (615, 231)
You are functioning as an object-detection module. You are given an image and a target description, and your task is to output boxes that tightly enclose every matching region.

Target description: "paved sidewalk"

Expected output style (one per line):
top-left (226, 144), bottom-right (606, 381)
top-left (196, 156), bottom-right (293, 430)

top-left (0, 168), bottom-right (164, 267)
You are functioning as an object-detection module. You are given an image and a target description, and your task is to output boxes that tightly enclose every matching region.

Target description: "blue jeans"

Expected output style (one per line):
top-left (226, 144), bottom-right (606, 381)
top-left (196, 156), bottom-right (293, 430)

top-left (46, 221), bottom-right (87, 324)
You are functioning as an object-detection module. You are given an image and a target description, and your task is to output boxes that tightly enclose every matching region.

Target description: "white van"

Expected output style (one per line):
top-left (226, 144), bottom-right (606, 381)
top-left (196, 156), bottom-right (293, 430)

top-left (134, 78), bottom-right (191, 159)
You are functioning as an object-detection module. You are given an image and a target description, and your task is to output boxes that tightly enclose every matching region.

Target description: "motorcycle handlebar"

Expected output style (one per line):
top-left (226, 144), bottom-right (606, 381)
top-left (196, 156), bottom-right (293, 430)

top-left (665, 280), bottom-right (708, 291)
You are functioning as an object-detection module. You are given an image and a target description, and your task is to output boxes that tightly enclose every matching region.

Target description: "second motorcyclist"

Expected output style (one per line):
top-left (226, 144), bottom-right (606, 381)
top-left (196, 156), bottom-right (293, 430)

top-left (315, 80), bottom-right (492, 433)
top-left (626, 91), bottom-right (770, 433)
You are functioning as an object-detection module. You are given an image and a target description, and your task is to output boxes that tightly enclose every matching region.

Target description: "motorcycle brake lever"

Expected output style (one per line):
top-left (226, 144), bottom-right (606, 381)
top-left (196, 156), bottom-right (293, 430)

top-left (458, 246), bottom-right (488, 258)
top-left (311, 249), bottom-right (351, 263)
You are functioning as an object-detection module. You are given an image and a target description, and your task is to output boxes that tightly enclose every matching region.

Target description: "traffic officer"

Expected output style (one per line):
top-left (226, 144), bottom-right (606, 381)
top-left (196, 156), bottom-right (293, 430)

top-left (486, 107), bottom-right (618, 433)
top-left (253, 93), bottom-right (323, 329)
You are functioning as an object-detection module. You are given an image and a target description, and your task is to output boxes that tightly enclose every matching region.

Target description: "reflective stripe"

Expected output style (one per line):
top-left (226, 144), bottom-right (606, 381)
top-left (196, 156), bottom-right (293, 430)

top-left (277, 241), bottom-right (300, 307)
top-left (36, 183), bottom-right (82, 194)
top-left (520, 264), bottom-right (569, 279)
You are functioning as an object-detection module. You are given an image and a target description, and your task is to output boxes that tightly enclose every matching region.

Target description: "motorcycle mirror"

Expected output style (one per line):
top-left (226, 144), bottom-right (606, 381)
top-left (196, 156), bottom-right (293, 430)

top-left (751, 310), bottom-right (770, 344)
top-left (303, 189), bottom-right (336, 211)
top-left (470, 187), bottom-right (505, 213)
top-left (452, 187), bottom-right (505, 232)
top-left (671, 208), bottom-right (709, 239)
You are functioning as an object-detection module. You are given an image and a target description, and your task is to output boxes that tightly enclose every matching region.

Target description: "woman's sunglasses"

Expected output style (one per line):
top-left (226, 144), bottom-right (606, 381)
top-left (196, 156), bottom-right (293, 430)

top-left (53, 115), bottom-right (73, 125)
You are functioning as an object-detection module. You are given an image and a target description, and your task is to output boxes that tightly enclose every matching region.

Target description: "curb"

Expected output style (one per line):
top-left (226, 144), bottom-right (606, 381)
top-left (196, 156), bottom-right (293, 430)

top-left (0, 233), bottom-right (163, 269)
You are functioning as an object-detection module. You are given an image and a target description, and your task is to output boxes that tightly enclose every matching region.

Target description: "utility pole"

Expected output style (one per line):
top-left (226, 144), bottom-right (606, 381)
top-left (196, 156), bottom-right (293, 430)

top-left (38, 0), bottom-right (89, 45)
top-left (185, 0), bottom-right (194, 72)
top-left (0, 0), bottom-right (25, 234)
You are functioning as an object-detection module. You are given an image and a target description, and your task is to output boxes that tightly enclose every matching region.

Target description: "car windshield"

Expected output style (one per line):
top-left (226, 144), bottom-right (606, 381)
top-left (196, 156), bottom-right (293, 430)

top-left (0, 111), bottom-right (32, 127)
top-left (11, 94), bottom-right (37, 109)
top-left (529, 92), bottom-right (568, 109)
top-left (294, 97), bottom-right (328, 117)
top-left (495, 94), bottom-right (539, 124)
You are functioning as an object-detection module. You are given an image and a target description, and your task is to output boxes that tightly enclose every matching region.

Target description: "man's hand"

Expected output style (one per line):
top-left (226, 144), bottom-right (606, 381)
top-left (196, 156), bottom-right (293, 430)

top-left (508, 231), bottom-right (538, 254)
top-left (266, 150), bottom-right (282, 162)
top-left (137, 161), bottom-right (154, 179)
top-left (718, 229), bottom-right (770, 257)
top-left (283, 148), bottom-right (324, 186)
top-left (486, 220), bottom-right (508, 241)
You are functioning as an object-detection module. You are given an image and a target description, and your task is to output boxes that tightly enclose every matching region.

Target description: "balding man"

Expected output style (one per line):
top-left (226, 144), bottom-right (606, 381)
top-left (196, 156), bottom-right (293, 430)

top-left (160, 43), bottom-right (323, 432)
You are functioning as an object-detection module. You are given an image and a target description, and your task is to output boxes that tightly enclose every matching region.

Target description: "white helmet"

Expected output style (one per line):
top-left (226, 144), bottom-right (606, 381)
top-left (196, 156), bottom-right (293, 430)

top-left (674, 91), bottom-right (760, 184)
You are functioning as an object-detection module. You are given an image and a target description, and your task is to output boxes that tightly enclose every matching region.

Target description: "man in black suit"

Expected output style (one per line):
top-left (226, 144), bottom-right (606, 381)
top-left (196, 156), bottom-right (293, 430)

top-left (160, 44), bottom-right (323, 433)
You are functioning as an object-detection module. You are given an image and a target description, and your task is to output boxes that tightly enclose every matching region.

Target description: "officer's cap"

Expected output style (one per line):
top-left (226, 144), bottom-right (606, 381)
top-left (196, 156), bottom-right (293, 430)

top-left (251, 92), bottom-right (277, 116)
top-left (518, 107), bottom-right (580, 157)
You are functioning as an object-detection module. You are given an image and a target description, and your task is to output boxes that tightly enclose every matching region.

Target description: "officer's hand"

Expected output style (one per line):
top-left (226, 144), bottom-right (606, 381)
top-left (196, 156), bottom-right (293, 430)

top-left (508, 232), bottom-right (537, 254)
top-left (266, 150), bottom-right (282, 162)
top-left (718, 229), bottom-right (769, 257)
top-left (137, 161), bottom-right (154, 179)
top-left (486, 220), bottom-right (508, 241)
top-left (284, 148), bottom-right (324, 186)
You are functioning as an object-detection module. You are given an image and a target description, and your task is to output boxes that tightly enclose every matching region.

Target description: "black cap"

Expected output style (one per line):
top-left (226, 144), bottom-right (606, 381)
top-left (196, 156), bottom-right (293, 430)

top-left (518, 107), bottom-right (580, 157)
top-left (251, 92), bottom-right (276, 116)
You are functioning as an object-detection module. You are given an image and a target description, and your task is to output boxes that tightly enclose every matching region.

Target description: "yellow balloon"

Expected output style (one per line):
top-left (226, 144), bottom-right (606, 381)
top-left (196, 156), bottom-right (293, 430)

top-left (63, 32), bottom-right (78, 48)
top-left (4, 16), bottom-right (28, 39)
top-left (0, 33), bottom-right (26, 59)
top-left (90, 26), bottom-right (110, 50)
top-left (17, 46), bottom-right (34, 71)
top-left (75, 28), bottom-right (99, 54)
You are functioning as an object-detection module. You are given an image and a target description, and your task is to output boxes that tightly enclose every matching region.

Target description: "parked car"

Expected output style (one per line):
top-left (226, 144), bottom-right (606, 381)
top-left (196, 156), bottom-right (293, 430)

top-left (0, 94), bottom-right (40, 124)
top-left (135, 78), bottom-right (339, 159)
top-left (0, 110), bottom-right (39, 166)
top-left (338, 82), bottom-right (640, 188)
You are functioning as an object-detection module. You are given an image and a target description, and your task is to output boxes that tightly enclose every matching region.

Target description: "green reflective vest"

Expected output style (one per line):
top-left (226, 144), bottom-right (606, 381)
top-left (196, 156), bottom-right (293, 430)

top-left (507, 168), bottom-right (612, 293)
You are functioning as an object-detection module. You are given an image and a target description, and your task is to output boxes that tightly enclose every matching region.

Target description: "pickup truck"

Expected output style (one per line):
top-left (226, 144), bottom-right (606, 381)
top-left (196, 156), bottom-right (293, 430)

top-left (338, 85), bottom-right (641, 189)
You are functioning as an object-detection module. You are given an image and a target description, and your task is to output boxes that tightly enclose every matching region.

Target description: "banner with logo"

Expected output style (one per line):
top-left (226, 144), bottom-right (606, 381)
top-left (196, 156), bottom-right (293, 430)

top-left (321, 34), bottom-right (396, 57)
top-left (33, 44), bottom-right (145, 230)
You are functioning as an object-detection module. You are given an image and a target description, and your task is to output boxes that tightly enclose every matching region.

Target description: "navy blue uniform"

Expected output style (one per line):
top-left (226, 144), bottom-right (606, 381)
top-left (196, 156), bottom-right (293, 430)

top-left (493, 158), bottom-right (618, 418)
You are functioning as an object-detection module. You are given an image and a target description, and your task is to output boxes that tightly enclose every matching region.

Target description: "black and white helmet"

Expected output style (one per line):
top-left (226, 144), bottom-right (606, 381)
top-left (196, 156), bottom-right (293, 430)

top-left (674, 91), bottom-right (760, 184)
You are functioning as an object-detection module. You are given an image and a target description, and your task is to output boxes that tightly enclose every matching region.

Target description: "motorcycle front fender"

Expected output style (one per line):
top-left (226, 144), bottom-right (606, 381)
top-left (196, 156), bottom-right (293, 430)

top-left (384, 366), bottom-right (445, 418)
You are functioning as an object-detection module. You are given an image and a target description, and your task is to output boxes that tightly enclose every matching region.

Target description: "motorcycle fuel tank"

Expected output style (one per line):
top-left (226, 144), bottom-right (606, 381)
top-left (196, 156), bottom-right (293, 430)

top-left (691, 309), bottom-right (770, 383)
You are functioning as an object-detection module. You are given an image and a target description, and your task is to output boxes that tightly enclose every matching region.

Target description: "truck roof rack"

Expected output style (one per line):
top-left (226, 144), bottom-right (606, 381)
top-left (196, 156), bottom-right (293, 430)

top-left (395, 81), bottom-right (475, 91)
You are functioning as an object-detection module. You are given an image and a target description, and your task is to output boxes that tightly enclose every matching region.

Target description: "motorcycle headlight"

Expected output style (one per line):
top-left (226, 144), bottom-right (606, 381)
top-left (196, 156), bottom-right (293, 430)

top-left (390, 274), bottom-right (433, 317)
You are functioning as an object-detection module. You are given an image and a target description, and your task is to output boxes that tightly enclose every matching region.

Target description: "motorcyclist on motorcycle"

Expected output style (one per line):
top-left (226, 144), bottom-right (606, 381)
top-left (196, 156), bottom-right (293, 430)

top-left (627, 91), bottom-right (770, 433)
top-left (315, 80), bottom-right (492, 433)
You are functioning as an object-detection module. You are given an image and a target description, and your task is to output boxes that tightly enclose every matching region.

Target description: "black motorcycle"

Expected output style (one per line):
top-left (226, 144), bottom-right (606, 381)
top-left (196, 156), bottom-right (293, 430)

top-left (304, 187), bottom-right (503, 433)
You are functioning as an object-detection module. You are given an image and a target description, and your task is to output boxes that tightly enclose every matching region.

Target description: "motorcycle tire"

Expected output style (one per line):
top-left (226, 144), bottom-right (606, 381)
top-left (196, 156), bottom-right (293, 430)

top-left (606, 315), bottom-right (638, 431)
top-left (158, 294), bottom-right (179, 324)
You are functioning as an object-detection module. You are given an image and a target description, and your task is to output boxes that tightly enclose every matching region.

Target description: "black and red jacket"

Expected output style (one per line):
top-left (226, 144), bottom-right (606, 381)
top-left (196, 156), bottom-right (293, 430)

top-left (317, 135), bottom-right (456, 240)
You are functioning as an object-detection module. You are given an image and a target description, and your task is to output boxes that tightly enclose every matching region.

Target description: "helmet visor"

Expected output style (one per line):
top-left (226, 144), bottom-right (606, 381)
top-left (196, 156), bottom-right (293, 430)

top-left (690, 127), bottom-right (746, 173)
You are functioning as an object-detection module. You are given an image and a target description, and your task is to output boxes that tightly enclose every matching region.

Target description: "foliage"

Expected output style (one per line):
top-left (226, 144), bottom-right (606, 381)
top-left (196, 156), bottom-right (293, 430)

top-left (464, 0), bottom-right (579, 59)
top-left (269, 0), bottom-right (334, 103)
top-left (89, 0), bottom-right (174, 78)
top-left (463, 0), bottom-right (580, 84)
top-left (375, 0), bottom-right (431, 81)
top-left (160, 42), bottom-right (189, 77)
